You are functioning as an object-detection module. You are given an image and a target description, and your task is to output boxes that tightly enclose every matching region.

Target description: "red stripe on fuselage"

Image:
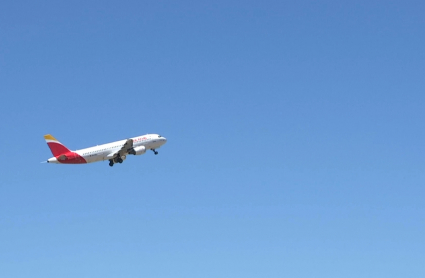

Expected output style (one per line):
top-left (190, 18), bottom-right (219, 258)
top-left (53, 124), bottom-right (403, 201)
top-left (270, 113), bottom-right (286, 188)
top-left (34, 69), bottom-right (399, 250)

top-left (56, 152), bottom-right (87, 164)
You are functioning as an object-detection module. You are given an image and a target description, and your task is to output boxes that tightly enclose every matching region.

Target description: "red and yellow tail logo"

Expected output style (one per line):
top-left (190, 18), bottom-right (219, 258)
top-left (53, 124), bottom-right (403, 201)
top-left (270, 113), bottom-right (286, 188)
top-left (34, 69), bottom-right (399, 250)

top-left (44, 134), bottom-right (71, 156)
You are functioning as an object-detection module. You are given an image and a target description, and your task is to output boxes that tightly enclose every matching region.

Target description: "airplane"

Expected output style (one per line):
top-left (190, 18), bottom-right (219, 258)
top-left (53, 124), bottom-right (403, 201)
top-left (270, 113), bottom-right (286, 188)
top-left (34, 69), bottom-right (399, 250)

top-left (44, 133), bottom-right (167, 167)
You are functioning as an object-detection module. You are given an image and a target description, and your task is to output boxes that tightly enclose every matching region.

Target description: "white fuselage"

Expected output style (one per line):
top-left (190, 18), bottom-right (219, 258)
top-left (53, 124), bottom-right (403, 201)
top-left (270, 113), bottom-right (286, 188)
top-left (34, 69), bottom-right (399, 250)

top-left (79, 134), bottom-right (166, 163)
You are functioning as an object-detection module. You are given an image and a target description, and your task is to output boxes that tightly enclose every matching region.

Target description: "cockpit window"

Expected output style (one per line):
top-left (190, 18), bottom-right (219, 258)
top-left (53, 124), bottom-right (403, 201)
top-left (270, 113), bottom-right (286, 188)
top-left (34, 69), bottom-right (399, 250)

top-left (158, 135), bottom-right (161, 138)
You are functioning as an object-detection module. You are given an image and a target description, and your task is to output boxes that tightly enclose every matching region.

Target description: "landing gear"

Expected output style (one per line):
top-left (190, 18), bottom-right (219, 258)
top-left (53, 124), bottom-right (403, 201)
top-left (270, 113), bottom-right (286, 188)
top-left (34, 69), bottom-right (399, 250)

top-left (109, 156), bottom-right (123, 167)
top-left (152, 149), bottom-right (158, 155)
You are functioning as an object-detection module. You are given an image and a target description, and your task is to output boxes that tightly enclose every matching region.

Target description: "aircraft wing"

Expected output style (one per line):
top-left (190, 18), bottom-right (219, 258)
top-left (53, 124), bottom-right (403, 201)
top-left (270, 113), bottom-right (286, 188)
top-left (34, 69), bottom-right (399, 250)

top-left (106, 139), bottom-right (134, 159)
top-left (119, 139), bottom-right (134, 156)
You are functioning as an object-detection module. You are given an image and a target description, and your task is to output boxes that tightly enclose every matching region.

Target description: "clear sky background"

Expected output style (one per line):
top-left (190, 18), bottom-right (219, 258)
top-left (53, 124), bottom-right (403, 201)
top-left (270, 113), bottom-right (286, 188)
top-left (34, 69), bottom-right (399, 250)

top-left (1, 1), bottom-right (424, 277)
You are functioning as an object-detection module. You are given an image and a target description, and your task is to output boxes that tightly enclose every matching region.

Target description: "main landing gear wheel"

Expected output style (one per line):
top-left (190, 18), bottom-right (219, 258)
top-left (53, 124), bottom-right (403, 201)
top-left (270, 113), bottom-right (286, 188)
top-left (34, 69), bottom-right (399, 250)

top-left (114, 155), bottom-right (123, 164)
top-left (109, 160), bottom-right (114, 167)
top-left (152, 149), bottom-right (158, 155)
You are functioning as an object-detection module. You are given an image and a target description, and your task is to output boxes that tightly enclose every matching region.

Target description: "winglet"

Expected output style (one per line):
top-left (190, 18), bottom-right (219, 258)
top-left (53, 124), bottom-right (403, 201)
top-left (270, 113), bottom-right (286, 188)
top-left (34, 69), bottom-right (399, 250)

top-left (44, 134), bottom-right (71, 156)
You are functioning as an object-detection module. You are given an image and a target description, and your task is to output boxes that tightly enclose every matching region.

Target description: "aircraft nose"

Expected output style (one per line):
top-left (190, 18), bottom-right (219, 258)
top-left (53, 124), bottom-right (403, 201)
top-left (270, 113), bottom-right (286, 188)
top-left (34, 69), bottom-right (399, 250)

top-left (163, 137), bottom-right (167, 143)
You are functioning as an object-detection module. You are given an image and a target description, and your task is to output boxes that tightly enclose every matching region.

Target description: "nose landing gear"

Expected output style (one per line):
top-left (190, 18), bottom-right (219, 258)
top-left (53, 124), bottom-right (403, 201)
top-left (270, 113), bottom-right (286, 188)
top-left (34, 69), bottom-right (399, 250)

top-left (151, 149), bottom-right (158, 155)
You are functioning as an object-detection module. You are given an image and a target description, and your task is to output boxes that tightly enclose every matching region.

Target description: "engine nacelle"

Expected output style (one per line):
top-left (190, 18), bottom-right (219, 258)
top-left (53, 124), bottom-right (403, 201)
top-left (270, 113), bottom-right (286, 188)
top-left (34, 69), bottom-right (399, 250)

top-left (131, 146), bottom-right (146, 155)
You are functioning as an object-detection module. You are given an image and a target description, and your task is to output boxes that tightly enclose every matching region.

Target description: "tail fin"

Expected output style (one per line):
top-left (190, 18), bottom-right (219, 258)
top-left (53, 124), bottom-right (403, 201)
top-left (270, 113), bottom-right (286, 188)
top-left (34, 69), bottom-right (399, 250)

top-left (44, 134), bottom-right (71, 156)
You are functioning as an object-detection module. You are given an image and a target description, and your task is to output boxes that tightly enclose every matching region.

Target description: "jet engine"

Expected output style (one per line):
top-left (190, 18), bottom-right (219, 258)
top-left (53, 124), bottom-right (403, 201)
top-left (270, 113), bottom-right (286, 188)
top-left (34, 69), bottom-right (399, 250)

top-left (131, 146), bottom-right (146, 155)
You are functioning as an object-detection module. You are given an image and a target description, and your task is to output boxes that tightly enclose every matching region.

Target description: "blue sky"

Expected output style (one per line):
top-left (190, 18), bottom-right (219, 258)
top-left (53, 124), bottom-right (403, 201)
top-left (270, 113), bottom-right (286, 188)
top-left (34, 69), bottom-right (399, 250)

top-left (1, 1), bottom-right (425, 277)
